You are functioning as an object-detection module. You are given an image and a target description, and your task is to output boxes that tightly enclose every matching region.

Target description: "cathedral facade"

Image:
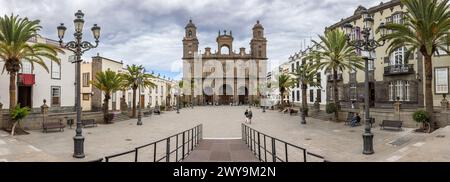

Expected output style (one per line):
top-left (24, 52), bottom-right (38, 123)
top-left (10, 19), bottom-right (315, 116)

top-left (182, 20), bottom-right (268, 105)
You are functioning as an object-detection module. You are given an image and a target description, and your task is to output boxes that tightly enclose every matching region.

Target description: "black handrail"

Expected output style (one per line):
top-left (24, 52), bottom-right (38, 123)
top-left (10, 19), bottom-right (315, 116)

top-left (102, 124), bottom-right (202, 162)
top-left (242, 124), bottom-right (328, 162)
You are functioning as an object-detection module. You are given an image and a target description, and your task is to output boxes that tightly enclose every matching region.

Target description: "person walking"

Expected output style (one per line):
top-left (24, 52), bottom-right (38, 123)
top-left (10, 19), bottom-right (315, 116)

top-left (247, 108), bottom-right (253, 124)
top-left (244, 109), bottom-right (249, 123)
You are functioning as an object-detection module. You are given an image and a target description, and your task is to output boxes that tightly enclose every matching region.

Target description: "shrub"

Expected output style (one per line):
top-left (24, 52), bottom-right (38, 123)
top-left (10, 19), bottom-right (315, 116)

top-left (326, 103), bottom-right (336, 114)
top-left (412, 110), bottom-right (430, 123)
top-left (160, 105), bottom-right (166, 111)
top-left (11, 104), bottom-right (30, 121)
top-left (10, 104), bottom-right (30, 135)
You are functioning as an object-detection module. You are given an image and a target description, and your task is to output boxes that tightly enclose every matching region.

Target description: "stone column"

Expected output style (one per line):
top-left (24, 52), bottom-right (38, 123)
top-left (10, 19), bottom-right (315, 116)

top-left (394, 98), bottom-right (401, 121)
top-left (41, 100), bottom-right (49, 127)
top-left (439, 95), bottom-right (449, 128)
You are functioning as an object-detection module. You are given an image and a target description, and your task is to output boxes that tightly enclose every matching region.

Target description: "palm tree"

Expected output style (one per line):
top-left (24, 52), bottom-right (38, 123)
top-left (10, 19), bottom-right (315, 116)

top-left (291, 63), bottom-right (321, 124)
top-left (307, 29), bottom-right (363, 121)
top-left (91, 70), bottom-right (123, 124)
top-left (277, 74), bottom-right (296, 109)
top-left (0, 14), bottom-right (62, 110)
top-left (379, 0), bottom-right (450, 127)
top-left (120, 64), bottom-right (156, 118)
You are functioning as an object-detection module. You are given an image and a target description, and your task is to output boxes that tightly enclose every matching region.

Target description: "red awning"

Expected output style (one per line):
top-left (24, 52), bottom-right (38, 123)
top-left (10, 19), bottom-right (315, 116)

top-left (18, 74), bottom-right (35, 86)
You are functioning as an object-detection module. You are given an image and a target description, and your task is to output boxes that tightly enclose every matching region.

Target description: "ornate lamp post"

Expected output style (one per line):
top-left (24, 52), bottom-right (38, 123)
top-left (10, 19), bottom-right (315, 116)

top-left (175, 89), bottom-right (180, 114)
top-left (342, 9), bottom-right (386, 155)
top-left (137, 77), bottom-right (143, 126)
top-left (57, 10), bottom-right (100, 158)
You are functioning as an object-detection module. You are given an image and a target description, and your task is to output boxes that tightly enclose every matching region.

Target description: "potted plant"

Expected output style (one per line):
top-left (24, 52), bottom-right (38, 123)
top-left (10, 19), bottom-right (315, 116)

top-left (412, 110), bottom-right (431, 133)
top-left (10, 104), bottom-right (30, 136)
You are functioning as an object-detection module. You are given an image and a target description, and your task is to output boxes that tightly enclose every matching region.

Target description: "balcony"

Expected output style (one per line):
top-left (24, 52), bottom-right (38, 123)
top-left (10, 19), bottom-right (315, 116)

top-left (327, 73), bottom-right (343, 82)
top-left (384, 64), bottom-right (414, 76)
top-left (17, 73), bottom-right (35, 86)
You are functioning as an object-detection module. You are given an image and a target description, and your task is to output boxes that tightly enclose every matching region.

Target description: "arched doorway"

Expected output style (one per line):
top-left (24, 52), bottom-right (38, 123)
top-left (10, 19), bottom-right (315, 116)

top-left (219, 84), bottom-right (232, 105)
top-left (238, 86), bottom-right (249, 105)
top-left (203, 86), bottom-right (214, 105)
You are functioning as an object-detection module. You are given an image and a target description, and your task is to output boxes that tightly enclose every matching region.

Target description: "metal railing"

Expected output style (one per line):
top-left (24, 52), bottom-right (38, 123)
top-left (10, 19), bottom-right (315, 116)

top-left (384, 64), bottom-right (414, 75)
top-left (327, 73), bottom-right (343, 82)
top-left (242, 124), bottom-right (328, 162)
top-left (101, 124), bottom-right (202, 162)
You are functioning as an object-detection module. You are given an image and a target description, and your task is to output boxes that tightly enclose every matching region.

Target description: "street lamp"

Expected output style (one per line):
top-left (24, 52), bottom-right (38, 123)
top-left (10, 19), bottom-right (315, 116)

top-left (343, 9), bottom-right (386, 155)
top-left (137, 77), bottom-right (143, 126)
top-left (57, 10), bottom-right (100, 159)
top-left (175, 89), bottom-right (180, 114)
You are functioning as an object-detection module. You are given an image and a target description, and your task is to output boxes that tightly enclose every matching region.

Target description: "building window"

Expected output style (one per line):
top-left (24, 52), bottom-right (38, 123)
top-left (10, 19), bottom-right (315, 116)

top-left (309, 90), bottom-right (314, 102)
top-left (291, 63), bottom-right (295, 72)
top-left (112, 92), bottom-right (117, 102)
top-left (392, 13), bottom-right (403, 24)
top-left (435, 67), bottom-right (449, 94)
top-left (389, 80), bottom-right (410, 101)
top-left (391, 47), bottom-right (406, 66)
top-left (296, 90), bottom-right (300, 101)
top-left (316, 73), bottom-right (321, 85)
top-left (51, 86), bottom-right (61, 107)
top-left (368, 59), bottom-right (375, 71)
top-left (296, 62), bottom-right (300, 71)
top-left (82, 93), bottom-right (90, 101)
top-left (82, 73), bottom-right (90, 87)
top-left (291, 91), bottom-right (295, 102)
top-left (128, 92), bottom-right (132, 107)
top-left (149, 96), bottom-right (152, 107)
top-left (20, 60), bottom-right (32, 74)
top-left (350, 83), bottom-right (357, 101)
top-left (317, 89), bottom-right (322, 102)
top-left (389, 82), bottom-right (394, 101)
top-left (51, 60), bottom-right (61, 79)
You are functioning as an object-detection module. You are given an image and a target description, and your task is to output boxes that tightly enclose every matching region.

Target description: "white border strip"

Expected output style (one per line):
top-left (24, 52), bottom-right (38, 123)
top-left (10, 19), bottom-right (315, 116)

top-left (203, 137), bottom-right (242, 140)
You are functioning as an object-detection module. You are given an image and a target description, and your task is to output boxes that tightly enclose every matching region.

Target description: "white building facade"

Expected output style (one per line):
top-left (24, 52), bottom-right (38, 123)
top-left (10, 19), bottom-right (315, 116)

top-left (0, 36), bottom-right (76, 111)
top-left (287, 46), bottom-right (328, 109)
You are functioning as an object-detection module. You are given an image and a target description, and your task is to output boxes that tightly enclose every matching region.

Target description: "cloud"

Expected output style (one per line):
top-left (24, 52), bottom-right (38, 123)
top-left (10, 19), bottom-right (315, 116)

top-left (0, 0), bottom-right (383, 78)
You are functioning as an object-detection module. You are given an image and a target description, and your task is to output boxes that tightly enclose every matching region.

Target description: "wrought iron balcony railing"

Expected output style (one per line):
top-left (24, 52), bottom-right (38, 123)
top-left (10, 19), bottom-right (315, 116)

top-left (327, 73), bottom-right (343, 82)
top-left (384, 64), bottom-right (414, 76)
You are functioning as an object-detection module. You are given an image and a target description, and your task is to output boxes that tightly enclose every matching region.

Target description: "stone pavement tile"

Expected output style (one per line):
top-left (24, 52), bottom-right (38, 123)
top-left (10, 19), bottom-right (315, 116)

top-left (5, 106), bottom-right (443, 162)
top-left (209, 151), bottom-right (231, 161)
top-left (230, 151), bottom-right (259, 162)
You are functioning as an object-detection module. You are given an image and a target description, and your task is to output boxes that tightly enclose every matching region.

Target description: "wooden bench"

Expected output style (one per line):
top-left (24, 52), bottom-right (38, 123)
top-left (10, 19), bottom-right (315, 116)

top-left (143, 110), bottom-right (153, 117)
top-left (43, 119), bottom-right (65, 133)
top-left (82, 119), bottom-right (97, 128)
top-left (380, 120), bottom-right (402, 131)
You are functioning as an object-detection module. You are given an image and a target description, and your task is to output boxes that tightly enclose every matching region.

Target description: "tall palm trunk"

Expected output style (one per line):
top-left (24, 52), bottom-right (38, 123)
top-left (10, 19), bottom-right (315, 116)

top-left (302, 84), bottom-right (308, 116)
top-left (423, 53), bottom-right (434, 128)
top-left (333, 69), bottom-right (339, 122)
top-left (9, 72), bottom-right (17, 110)
top-left (103, 94), bottom-right (110, 124)
top-left (132, 88), bottom-right (137, 118)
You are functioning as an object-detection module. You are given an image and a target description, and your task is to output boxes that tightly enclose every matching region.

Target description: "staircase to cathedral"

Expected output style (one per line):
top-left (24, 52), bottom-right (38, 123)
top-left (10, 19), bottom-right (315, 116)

top-left (310, 110), bottom-right (334, 121)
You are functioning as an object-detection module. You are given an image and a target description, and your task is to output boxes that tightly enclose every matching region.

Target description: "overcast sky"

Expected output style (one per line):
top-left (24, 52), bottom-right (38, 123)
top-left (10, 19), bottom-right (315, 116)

top-left (1, 0), bottom-right (382, 80)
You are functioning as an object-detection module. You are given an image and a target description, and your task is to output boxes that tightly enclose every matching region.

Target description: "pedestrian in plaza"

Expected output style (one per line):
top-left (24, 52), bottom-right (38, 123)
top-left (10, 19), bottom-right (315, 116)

top-left (244, 109), bottom-right (249, 123)
top-left (247, 107), bottom-right (253, 124)
top-left (351, 113), bottom-right (361, 127)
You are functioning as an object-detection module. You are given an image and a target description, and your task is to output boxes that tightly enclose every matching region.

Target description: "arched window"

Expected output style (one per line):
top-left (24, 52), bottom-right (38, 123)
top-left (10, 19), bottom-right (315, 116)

top-left (188, 30), bottom-right (192, 37)
top-left (221, 46), bottom-right (230, 55)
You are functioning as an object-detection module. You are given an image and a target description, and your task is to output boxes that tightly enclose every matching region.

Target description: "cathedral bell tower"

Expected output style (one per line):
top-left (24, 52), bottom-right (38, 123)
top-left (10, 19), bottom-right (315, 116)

top-left (183, 19), bottom-right (199, 59)
top-left (250, 20), bottom-right (267, 59)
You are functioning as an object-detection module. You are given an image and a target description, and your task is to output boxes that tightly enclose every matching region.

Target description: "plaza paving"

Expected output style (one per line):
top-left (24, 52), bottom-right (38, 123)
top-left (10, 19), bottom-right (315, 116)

top-left (0, 106), bottom-right (448, 162)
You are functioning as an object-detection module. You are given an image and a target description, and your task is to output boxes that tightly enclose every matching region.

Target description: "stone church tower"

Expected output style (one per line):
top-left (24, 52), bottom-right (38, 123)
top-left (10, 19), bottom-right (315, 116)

top-left (182, 19), bottom-right (268, 106)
